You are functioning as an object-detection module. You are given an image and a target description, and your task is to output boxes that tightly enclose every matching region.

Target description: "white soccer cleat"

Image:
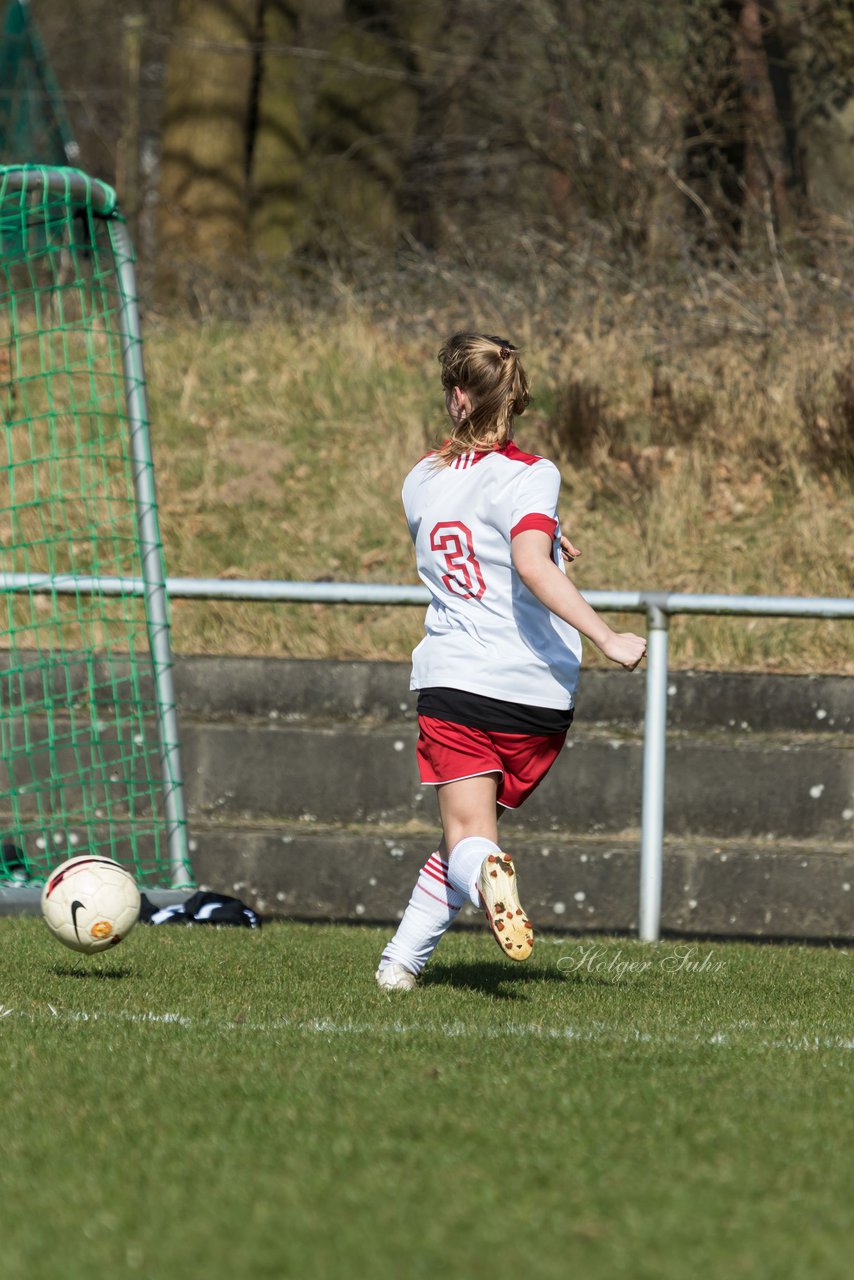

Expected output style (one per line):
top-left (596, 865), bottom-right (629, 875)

top-left (376, 963), bottom-right (418, 992)
top-left (478, 852), bottom-right (534, 961)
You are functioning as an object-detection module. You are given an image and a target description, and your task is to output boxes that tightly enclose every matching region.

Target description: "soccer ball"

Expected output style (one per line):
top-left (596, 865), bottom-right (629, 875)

top-left (41, 855), bottom-right (141, 954)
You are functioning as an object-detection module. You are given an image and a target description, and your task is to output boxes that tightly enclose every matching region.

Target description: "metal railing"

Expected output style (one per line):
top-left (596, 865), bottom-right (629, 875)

top-left (3, 572), bottom-right (853, 939)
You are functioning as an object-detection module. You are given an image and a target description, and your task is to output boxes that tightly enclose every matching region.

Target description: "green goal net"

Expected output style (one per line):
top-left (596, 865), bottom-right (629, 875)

top-left (0, 164), bottom-right (191, 891)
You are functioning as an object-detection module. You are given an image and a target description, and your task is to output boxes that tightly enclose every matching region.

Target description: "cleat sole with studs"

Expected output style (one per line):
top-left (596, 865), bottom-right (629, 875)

top-left (477, 853), bottom-right (533, 962)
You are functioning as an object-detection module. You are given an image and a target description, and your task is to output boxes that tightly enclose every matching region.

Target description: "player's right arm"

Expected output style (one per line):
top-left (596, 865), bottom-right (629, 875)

top-left (512, 529), bottom-right (646, 670)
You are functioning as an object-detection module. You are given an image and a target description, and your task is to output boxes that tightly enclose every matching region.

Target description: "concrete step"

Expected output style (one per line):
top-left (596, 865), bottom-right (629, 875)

top-left (185, 821), bottom-right (854, 943)
top-left (171, 658), bottom-right (854, 842)
top-left (170, 657), bottom-right (854, 735)
top-left (3, 658), bottom-right (853, 939)
top-left (5, 658), bottom-right (853, 839)
top-left (0, 887), bottom-right (188, 918)
top-left (6, 653), bottom-right (852, 734)
top-left (179, 719), bottom-right (854, 841)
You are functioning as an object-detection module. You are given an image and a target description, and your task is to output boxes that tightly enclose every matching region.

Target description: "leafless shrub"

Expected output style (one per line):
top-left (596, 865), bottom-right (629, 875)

top-left (798, 363), bottom-right (854, 483)
top-left (648, 362), bottom-right (715, 448)
top-left (544, 377), bottom-right (614, 464)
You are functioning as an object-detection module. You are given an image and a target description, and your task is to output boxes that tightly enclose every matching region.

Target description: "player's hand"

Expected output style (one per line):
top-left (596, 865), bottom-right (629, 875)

top-left (601, 631), bottom-right (647, 671)
top-left (559, 535), bottom-right (581, 563)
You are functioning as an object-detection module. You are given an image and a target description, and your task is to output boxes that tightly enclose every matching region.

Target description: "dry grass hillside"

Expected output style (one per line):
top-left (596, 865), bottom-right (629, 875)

top-left (143, 250), bottom-right (854, 673)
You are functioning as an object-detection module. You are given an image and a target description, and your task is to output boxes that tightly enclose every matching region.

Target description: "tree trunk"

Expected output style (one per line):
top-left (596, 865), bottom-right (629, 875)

top-left (735, 0), bottom-right (793, 243)
top-left (158, 0), bottom-right (258, 280)
top-left (307, 0), bottom-right (426, 250)
top-left (682, 0), bottom-right (747, 251)
top-left (249, 0), bottom-right (305, 258)
top-left (682, 0), bottom-right (799, 254)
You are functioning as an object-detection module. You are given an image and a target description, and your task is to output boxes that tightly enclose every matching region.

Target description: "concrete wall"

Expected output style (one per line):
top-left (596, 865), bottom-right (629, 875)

top-left (169, 658), bottom-right (854, 942)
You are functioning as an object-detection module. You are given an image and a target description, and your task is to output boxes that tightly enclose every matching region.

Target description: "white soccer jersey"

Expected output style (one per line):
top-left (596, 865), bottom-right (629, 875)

top-left (402, 442), bottom-right (582, 709)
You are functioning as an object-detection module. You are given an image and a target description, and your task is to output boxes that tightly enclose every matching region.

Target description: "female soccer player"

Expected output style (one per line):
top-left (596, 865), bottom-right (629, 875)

top-left (377, 333), bottom-right (646, 990)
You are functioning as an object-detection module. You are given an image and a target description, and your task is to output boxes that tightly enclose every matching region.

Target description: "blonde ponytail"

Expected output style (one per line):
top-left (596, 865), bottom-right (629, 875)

top-left (433, 332), bottom-right (530, 466)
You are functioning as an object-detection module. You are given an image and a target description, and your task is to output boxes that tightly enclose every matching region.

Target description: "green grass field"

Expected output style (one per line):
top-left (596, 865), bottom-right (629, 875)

top-left (1, 920), bottom-right (851, 1279)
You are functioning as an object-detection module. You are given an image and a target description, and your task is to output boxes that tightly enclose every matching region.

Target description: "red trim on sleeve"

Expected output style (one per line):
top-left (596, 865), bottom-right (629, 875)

top-left (510, 514), bottom-right (558, 540)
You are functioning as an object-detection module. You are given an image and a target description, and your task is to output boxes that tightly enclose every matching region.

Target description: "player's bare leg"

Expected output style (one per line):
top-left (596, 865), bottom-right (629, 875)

top-left (377, 774), bottom-right (533, 989)
top-left (438, 776), bottom-right (533, 961)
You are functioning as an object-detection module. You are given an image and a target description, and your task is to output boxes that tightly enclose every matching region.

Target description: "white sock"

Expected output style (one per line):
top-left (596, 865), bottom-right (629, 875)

top-left (447, 835), bottom-right (502, 908)
top-left (380, 853), bottom-right (466, 975)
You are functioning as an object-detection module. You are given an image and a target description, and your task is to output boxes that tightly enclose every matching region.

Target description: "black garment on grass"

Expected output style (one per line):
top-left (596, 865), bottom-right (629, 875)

top-left (140, 890), bottom-right (261, 929)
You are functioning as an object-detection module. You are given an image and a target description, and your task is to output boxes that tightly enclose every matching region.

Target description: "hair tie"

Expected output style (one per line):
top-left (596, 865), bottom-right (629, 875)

top-left (488, 334), bottom-right (515, 361)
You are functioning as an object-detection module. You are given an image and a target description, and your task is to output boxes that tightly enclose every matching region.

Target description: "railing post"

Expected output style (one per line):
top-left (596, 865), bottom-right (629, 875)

top-left (639, 602), bottom-right (670, 941)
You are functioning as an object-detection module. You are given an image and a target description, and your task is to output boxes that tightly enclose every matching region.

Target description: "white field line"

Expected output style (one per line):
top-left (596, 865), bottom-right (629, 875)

top-left (0, 1004), bottom-right (852, 1052)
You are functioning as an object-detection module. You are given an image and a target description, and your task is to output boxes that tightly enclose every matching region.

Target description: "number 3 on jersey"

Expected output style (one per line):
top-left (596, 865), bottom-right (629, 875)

top-left (430, 521), bottom-right (486, 600)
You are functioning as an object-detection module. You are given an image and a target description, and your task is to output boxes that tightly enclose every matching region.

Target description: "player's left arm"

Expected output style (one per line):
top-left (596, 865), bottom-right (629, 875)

top-left (512, 529), bottom-right (646, 671)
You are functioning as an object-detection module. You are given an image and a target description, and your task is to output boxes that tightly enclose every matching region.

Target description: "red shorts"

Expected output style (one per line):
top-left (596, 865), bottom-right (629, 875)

top-left (416, 715), bottom-right (566, 809)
